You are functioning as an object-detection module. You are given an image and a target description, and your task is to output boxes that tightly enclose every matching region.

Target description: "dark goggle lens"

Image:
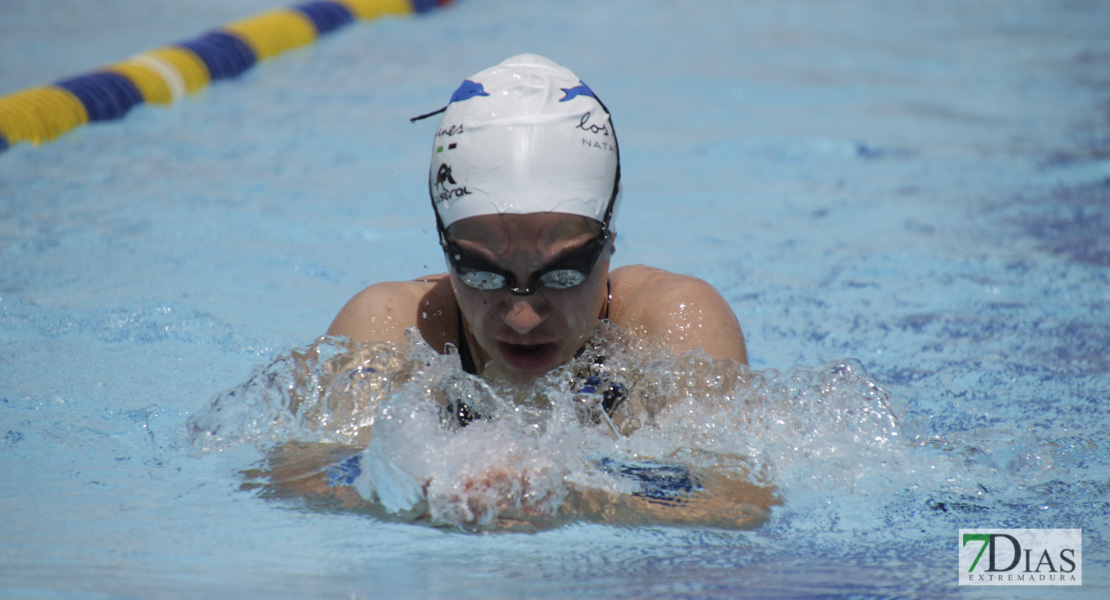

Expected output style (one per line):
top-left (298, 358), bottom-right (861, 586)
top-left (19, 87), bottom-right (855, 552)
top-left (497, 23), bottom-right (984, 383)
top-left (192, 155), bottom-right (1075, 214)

top-left (536, 268), bottom-right (589, 289)
top-left (456, 269), bottom-right (507, 291)
top-left (444, 235), bottom-right (605, 294)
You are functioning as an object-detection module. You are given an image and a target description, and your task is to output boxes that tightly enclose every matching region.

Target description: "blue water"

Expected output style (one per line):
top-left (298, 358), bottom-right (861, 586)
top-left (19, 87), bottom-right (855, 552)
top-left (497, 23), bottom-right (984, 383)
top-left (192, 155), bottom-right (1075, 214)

top-left (3, 0), bottom-right (1109, 598)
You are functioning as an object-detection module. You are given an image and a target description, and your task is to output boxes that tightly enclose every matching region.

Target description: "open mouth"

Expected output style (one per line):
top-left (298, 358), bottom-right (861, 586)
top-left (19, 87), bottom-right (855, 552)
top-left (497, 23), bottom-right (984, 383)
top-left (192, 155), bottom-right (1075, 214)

top-left (498, 341), bottom-right (557, 372)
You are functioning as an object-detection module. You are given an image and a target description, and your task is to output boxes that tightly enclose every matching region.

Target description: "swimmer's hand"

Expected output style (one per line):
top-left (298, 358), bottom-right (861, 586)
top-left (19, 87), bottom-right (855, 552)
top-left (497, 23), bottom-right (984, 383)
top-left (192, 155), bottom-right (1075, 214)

top-left (427, 464), bottom-right (571, 532)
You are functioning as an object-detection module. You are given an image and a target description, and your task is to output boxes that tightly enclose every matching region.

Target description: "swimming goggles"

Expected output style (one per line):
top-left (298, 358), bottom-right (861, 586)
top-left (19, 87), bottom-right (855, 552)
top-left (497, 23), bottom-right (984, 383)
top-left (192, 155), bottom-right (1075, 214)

top-left (443, 231), bottom-right (609, 296)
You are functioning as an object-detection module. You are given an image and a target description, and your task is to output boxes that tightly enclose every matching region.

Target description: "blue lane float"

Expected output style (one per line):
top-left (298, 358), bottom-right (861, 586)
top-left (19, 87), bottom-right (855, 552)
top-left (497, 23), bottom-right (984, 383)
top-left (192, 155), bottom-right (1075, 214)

top-left (0, 0), bottom-right (455, 153)
top-left (410, 0), bottom-right (444, 13)
top-left (55, 72), bottom-right (144, 122)
top-left (294, 1), bottom-right (357, 35)
top-left (176, 31), bottom-right (258, 82)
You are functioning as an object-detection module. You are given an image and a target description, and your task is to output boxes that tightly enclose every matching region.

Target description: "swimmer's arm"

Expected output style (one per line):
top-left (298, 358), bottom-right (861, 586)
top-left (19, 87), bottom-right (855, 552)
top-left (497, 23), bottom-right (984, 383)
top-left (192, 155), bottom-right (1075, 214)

top-left (248, 445), bottom-right (776, 531)
top-left (426, 460), bottom-right (776, 531)
top-left (247, 442), bottom-right (433, 522)
top-left (557, 465), bottom-right (776, 530)
top-left (243, 442), bottom-right (368, 509)
top-left (616, 268), bottom-right (748, 365)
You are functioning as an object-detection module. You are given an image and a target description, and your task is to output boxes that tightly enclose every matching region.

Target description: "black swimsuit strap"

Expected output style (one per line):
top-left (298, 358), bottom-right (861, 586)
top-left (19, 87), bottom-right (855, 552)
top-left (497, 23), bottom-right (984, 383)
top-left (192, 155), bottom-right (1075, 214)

top-left (604, 278), bottom-right (611, 320)
top-left (456, 307), bottom-right (478, 375)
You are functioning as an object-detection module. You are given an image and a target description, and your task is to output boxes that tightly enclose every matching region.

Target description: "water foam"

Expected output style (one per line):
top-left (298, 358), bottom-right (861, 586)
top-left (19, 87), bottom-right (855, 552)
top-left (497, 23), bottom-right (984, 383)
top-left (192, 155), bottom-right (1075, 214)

top-left (187, 323), bottom-right (1076, 532)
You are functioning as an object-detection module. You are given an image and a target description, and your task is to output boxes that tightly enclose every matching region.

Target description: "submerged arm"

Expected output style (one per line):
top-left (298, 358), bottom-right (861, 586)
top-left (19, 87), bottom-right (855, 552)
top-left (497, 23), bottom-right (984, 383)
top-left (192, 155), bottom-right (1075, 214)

top-left (249, 443), bottom-right (776, 531)
top-left (557, 458), bottom-right (776, 530)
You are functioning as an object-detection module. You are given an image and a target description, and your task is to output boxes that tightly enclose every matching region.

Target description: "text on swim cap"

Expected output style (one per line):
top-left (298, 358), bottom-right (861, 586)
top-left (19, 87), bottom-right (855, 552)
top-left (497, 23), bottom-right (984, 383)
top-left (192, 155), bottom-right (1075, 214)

top-left (576, 112), bottom-right (610, 136)
top-left (435, 163), bottom-right (471, 205)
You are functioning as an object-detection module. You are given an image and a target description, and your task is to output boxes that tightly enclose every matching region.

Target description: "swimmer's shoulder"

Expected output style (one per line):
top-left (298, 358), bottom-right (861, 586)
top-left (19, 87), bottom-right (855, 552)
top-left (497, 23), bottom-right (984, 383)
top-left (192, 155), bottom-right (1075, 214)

top-left (608, 264), bottom-right (715, 319)
top-left (327, 274), bottom-right (458, 351)
top-left (608, 265), bottom-right (747, 364)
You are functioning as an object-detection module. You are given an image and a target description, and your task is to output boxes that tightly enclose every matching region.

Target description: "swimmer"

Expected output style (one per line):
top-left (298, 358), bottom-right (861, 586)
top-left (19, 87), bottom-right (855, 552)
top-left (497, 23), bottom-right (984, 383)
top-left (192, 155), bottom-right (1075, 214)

top-left (261, 55), bottom-right (770, 530)
top-left (328, 53), bottom-right (747, 386)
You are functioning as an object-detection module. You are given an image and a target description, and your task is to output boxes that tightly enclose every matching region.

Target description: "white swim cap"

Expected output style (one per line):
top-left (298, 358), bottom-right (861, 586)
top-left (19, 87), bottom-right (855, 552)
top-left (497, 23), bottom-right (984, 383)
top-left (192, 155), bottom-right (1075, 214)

top-left (425, 54), bottom-right (621, 233)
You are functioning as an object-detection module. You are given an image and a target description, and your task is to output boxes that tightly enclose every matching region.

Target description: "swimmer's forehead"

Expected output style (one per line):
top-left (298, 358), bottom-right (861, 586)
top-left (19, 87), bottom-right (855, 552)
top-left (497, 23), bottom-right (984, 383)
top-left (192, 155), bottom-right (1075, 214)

top-left (446, 213), bottom-right (602, 247)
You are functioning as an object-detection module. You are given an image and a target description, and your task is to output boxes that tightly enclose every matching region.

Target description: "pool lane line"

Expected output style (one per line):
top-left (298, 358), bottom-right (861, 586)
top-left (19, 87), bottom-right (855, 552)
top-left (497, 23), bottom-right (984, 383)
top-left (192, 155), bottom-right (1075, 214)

top-left (0, 0), bottom-right (453, 154)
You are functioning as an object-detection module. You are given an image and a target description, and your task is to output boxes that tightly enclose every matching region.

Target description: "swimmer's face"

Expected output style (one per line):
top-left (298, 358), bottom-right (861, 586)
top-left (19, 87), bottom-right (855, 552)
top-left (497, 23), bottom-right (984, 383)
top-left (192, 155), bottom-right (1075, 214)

top-left (445, 213), bottom-right (612, 385)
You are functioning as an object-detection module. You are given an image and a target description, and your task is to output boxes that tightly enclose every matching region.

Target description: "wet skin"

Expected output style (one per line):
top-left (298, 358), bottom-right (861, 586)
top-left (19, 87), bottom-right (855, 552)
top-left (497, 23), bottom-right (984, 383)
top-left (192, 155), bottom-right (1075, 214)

top-left (444, 213), bottom-right (611, 385)
top-left (326, 213), bottom-right (748, 381)
top-left (309, 213), bottom-right (760, 527)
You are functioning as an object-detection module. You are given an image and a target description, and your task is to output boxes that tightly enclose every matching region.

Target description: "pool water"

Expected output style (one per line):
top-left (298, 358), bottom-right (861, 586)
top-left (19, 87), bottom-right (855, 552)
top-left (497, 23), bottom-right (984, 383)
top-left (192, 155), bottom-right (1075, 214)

top-left (3, 0), bottom-right (1109, 598)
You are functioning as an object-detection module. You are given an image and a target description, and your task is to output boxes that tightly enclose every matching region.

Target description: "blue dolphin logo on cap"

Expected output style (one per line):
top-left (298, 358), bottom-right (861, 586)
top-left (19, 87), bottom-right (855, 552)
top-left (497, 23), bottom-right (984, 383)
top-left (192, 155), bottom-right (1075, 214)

top-left (560, 81), bottom-right (597, 102)
top-left (449, 80), bottom-right (489, 104)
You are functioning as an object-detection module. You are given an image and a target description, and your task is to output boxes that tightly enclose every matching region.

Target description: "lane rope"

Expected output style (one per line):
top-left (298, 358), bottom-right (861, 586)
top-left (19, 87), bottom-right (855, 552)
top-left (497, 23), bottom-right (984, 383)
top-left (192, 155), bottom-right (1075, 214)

top-left (0, 0), bottom-right (453, 153)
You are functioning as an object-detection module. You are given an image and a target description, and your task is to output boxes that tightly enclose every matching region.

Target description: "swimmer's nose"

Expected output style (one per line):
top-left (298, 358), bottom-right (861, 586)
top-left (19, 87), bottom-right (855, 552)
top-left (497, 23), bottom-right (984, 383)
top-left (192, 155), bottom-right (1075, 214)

top-left (502, 296), bottom-right (546, 334)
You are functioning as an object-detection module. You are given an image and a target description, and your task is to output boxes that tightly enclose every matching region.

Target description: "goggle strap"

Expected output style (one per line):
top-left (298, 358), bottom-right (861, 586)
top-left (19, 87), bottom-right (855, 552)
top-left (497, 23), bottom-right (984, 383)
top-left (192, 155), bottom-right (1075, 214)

top-left (410, 106), bottom-right (447, 123)
top-left (590, 92), bottom-right (621, 232)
